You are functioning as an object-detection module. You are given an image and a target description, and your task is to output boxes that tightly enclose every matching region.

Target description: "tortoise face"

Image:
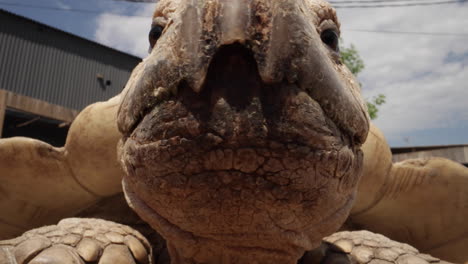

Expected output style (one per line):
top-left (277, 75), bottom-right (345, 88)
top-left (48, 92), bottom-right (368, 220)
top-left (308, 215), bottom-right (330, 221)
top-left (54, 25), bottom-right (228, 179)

top-left (118, 0), bottom-right (369, 262)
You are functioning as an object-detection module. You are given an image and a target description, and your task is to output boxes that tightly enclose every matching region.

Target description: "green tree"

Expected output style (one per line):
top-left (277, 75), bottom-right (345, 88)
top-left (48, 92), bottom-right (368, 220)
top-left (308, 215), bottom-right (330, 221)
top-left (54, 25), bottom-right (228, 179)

top-left (340, 43), bottom-right (386, 120)
top-left (340, 44), bottom-right (364, 76)
top-left (366, 94), bottom-right (386, 120)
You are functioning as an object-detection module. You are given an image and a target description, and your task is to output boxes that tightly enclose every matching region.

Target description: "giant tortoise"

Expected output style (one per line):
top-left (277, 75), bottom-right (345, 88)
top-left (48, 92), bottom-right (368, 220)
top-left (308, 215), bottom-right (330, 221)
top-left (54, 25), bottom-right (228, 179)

top-left (0, 0), bottom-right (467, 263)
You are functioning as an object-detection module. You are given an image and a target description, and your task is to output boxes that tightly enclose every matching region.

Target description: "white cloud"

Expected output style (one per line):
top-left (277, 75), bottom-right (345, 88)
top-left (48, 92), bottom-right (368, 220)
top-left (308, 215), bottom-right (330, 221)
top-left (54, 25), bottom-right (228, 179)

top-left (337, 4), bottom-right (468, 144)
top-left (94, 4), bottom-right (155, 58)
top-left (54, 0), bottom-right (71, 10)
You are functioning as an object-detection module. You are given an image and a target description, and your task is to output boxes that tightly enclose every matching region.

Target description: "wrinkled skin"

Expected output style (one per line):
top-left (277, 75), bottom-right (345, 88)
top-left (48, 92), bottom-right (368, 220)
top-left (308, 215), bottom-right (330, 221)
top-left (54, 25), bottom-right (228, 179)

top-left (118, 0), bottom-right (369, 262)
top-left (0, 0), bottom-right (467, 263)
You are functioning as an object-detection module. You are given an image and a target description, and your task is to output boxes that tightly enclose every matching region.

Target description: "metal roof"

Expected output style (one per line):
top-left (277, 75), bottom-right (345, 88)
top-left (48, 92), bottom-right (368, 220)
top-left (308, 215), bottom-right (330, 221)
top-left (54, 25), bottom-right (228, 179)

top-left (0, 9), bottom-right (142, 61)
top-left (0, 9), bottom-right (142, 110)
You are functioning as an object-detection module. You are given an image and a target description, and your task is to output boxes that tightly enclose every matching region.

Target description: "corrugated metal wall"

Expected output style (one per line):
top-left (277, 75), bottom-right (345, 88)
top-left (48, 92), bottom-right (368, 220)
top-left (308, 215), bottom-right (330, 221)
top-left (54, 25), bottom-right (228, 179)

top-left (0, 10), bottom-right (141, 110)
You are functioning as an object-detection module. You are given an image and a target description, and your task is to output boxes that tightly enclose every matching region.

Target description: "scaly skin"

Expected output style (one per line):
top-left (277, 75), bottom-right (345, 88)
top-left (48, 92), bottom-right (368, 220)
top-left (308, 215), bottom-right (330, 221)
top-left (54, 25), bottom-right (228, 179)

top-left (0, 218), bottom-right (153, 264)
top-left (0, 221), bottom-right (451, 264)
top-left (0, 0), bottom-right (467, 263)
top-left (304, 231), bottom-right (452, 264)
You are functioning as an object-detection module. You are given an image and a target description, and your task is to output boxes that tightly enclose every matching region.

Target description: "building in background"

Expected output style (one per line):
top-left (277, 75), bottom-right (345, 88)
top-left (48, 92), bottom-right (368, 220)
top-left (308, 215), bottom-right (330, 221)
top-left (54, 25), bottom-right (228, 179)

top-left (392, 145), bottom-right (468, 167)
top-left (0, 9), bottom-right (141, 146)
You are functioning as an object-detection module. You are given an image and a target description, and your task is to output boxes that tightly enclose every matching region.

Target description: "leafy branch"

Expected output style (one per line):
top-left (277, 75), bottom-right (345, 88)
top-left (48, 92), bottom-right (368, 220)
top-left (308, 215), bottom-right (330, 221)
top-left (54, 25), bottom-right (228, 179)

top-left (340, 43), bottom-right (386, 120)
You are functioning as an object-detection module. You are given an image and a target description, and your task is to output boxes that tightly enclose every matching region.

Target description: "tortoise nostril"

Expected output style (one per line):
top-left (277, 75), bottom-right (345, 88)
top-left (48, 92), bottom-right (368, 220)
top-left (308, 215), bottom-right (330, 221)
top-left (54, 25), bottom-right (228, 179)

top-left (202, 43), bottom-right (263, 110)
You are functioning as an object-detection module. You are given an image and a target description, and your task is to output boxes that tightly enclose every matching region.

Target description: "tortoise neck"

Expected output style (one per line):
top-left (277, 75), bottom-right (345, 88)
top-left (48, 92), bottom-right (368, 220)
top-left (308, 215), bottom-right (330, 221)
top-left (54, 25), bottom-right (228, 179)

top-left (166, 242), bottom-right (300, 264)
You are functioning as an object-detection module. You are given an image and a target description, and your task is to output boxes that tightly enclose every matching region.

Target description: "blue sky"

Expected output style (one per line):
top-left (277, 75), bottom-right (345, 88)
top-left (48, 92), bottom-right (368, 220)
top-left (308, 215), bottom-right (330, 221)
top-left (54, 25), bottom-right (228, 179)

top-left (0, 0), bottom-right (155, 51)
top-left (1, 0), bottom-right (467, 147)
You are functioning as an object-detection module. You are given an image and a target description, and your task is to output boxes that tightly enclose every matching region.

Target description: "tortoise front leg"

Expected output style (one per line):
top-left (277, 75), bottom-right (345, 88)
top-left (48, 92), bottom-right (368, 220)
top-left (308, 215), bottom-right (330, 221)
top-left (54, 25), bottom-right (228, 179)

top-left (0, 95), bottom-right (125, 240)
top-left (2, 222), bottom-right (449, 264)
top-left (349, 124), bottom-right (468, 263)
top-left (0, 138), bottom-right (98, 239)
top-left (301, 231), bottom-right (452, 264)
top-left (0, 218), bottom-right (152, 264)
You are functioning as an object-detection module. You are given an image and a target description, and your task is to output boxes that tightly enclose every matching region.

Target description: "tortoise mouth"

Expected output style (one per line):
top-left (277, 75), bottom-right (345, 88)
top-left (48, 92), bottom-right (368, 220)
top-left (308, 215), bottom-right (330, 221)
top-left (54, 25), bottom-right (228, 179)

top-left (125, 43), bottom-right (352, 150)
top-left (119, 41), bottom-right (368, 149)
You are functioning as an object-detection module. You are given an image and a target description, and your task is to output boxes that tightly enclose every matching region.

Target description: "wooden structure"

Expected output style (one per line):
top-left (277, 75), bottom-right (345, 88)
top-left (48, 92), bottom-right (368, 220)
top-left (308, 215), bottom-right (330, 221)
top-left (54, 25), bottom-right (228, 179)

top-left (392, 145), bottom-right (468, 166)
top-left (0, 89), bottom-right (79, 138)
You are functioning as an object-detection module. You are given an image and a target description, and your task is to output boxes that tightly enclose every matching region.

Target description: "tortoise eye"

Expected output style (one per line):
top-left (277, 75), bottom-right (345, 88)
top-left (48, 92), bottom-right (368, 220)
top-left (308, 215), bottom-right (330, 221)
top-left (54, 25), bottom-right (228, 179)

top-left (149, 25), bottom-right (164, 51)
top-left (321, 29), bottom-right (339, 53)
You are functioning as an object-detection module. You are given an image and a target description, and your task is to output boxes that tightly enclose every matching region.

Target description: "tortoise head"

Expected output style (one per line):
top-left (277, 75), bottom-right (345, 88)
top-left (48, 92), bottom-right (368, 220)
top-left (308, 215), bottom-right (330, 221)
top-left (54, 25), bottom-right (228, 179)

top-left (117, 0), bottom-right (369, 262)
